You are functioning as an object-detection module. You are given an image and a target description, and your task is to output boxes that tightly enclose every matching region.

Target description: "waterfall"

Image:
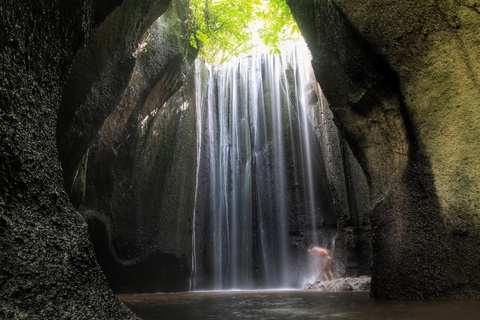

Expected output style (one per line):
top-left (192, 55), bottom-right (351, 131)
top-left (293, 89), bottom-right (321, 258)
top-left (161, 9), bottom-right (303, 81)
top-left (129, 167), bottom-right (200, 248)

top-left (192, 40), bottom-right (337, 290)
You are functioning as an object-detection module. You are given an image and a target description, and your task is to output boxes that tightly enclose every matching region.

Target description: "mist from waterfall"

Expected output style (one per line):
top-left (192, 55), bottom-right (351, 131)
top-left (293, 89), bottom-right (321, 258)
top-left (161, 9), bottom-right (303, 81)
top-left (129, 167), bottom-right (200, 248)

top-left (191, 40), bottom-right (337, 291)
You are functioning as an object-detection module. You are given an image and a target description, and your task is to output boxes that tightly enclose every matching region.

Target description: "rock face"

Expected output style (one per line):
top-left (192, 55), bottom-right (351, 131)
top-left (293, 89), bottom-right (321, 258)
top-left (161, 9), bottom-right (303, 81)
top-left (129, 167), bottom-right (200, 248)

top-left (0, 0), bottom-right (172, 318)
top-left (305, 276), bottom-right (371, 292)
top-left (80, 3), bottom-right (197, 293)
top-left (287, 0), bottom-right (480, 298)
top-left (317, 95), bottom-right (372, 278)
top-left (56, 0), bottom-right (172, 203)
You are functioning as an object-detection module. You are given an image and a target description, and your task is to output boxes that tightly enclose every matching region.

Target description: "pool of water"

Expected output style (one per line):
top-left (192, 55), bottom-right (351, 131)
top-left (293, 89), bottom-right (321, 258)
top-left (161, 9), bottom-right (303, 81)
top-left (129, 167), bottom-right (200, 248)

top-left (118, 290), bottom-right (480, 320)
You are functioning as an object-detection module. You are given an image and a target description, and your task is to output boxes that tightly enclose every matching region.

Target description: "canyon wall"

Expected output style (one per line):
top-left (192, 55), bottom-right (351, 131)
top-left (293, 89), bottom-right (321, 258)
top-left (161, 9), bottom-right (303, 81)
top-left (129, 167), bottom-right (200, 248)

top-left (80, 4), bottom-right (197, 292)
top-left (0, 0), bottom-right (173, 317)
top-left (287, 0), bottom-right (480, 298)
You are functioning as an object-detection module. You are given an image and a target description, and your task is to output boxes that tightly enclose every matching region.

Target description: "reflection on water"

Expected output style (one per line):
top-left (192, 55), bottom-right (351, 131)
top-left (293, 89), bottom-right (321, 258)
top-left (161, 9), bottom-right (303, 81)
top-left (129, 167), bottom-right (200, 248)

top-left (118, 291), bottom-right (480, 320)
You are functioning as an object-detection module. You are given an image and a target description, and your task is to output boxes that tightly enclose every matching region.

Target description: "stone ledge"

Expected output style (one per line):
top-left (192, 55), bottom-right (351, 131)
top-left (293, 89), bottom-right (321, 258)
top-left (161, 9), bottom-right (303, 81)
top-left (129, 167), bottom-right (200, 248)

top-left (305, 276), bottom-right (371, 292)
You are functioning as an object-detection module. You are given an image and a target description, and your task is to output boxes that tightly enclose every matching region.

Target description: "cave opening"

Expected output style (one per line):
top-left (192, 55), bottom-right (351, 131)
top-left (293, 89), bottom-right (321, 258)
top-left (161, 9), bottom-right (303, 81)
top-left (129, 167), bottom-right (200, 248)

top-left (56, 0), bottom-right (372, 295)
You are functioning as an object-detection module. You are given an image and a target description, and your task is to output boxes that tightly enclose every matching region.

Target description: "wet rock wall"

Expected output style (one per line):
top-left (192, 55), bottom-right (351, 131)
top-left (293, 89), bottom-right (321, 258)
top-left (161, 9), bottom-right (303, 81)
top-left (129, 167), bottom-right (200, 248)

top-left (287, 0), bottom-right (480, 298)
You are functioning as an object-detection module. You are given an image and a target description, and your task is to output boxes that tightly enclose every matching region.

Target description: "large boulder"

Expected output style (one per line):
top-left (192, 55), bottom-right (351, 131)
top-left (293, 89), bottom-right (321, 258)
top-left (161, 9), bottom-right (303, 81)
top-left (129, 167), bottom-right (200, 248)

top-left (287, 0), bottom-right (480, 298)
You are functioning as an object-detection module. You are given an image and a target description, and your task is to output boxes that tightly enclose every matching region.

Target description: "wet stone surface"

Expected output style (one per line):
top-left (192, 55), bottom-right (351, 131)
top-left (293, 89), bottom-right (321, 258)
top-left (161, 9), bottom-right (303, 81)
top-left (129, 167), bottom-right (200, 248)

top-left (119, 290), bottom-right (480, 320)
top-left (305, 276), bottom-right (371, 291)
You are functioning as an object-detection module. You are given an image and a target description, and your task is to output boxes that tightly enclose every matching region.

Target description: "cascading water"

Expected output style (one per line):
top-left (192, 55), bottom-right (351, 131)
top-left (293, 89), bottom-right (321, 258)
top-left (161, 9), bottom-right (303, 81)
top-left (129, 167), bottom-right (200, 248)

top-left (191, 40), bottom-right (337, 291)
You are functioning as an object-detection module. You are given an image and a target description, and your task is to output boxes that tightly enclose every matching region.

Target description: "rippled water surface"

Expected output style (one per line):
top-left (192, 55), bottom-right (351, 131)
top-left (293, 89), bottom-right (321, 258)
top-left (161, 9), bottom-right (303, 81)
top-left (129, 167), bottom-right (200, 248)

top-left (118, 291), bottom-right (480, 320)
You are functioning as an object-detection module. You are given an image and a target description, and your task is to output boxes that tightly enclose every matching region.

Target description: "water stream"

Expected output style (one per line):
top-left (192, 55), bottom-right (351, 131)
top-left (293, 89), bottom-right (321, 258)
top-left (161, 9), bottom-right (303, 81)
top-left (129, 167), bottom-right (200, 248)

top-left (191, 40), bottom-right (337, 290)
top-left (120, 291), bottom-right (480, 320)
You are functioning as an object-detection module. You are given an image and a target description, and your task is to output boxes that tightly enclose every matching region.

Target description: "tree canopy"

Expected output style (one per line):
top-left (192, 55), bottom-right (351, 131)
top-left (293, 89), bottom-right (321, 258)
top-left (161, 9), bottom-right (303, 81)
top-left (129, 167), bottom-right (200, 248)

top-left (187, 0), bottom-right (300, 63)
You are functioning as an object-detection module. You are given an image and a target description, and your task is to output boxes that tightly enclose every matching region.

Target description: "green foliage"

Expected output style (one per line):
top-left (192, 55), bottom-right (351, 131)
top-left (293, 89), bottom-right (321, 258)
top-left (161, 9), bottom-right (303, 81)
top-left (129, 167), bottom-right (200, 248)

top-left (188, 0), bottom-right (300, 63)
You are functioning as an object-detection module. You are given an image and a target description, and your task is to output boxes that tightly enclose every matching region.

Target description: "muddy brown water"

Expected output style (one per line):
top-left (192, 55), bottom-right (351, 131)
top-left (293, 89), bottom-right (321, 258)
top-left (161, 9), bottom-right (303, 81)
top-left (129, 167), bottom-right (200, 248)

top-left (118, 290), bottom-right (480, 319)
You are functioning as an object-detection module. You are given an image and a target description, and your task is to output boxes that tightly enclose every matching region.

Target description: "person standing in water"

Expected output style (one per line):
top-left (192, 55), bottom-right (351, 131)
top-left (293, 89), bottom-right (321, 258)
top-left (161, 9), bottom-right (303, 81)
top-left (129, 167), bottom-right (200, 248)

top-left (307, 245), bottom-right (334, 281)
